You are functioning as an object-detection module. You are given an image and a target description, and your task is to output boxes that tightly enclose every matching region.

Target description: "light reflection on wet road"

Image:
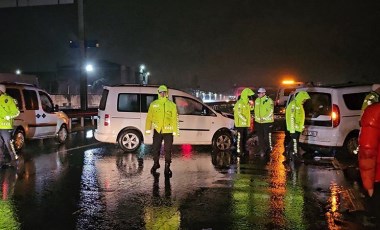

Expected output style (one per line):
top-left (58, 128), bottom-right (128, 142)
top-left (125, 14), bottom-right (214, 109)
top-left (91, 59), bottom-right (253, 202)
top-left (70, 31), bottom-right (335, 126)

top-left (0, 129), bottom-right (371, 229)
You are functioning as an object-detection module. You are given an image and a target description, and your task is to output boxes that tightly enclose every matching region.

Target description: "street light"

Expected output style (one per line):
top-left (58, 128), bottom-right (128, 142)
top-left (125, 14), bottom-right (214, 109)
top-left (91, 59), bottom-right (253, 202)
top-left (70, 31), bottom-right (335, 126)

top-left (139, 64), bottom-right (150, 85)
top-left (85, 64), bottom-right (94, 72)
top-left (15, 69), bottom-right (21, 75)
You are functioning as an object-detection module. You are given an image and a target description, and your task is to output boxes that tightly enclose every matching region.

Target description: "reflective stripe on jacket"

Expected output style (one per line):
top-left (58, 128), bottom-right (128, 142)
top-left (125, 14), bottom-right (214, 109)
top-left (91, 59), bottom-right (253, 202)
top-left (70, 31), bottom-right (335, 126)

top-left (0, 94), bottom-right (20, 129)
top-left (285, 91), bottom-right (310, 133)
top-left (145, 97), bottom-right (179, 134)
top-left (234, 88), bottom-right (254, 128)
top-left (254, 95), bottom-right (274, 123)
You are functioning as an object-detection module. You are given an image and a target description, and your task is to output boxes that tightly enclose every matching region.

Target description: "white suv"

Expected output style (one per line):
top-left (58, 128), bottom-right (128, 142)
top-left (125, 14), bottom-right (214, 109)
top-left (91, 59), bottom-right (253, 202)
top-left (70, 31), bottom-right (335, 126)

top-left (3, 82), bottom-right (70, 151)
top-left (292, 83), bottom-right (372, 156)
top-left (94, 85), bottom-right (235, 152)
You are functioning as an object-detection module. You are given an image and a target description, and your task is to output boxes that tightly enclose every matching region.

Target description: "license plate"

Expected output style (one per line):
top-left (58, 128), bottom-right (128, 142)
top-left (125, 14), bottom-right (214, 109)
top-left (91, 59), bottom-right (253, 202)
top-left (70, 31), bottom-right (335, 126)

top-left (303, 130), bottom-right (317, 137)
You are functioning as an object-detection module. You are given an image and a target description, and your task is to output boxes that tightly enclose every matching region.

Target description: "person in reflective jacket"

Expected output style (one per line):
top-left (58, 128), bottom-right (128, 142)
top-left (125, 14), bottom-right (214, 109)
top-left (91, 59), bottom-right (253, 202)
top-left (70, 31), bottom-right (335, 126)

top-left (254, 87), bottom-right (274, 157)
top-left (145, 85), bottom-right (179, 177)
top-left (284, 91), bottom-right (310, 163)
top-left (233, 88), bottom-right (254, 155)
top-left (359, 102), bottom-right (380, 225)
top-left (361, 84), bottom-right (380, 114)
top-left (0, 84), bottom-right (20, 168)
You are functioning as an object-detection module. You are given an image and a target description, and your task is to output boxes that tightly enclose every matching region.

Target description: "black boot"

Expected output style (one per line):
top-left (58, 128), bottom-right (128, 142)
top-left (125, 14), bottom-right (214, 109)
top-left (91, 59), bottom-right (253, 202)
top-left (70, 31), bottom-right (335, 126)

top-left (150, 161), bottom-right (160, 174)
top-left (164, 162), bottom-right (172, 178)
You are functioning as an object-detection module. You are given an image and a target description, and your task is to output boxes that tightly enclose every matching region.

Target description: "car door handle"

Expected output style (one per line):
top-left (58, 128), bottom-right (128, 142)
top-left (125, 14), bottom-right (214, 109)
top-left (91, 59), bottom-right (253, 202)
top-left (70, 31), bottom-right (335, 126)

top-left (179, 120), bottom-right (184, 122)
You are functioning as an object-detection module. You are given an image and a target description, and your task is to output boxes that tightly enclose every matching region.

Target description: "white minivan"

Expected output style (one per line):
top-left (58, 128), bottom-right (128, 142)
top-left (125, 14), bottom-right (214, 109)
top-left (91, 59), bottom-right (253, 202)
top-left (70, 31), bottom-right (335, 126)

top-left (292, 83), bottom-right (372, 156)
top-left (95, 85), bottom-right (235, 152)
top-left (3, 82), bottom-right (70, 151)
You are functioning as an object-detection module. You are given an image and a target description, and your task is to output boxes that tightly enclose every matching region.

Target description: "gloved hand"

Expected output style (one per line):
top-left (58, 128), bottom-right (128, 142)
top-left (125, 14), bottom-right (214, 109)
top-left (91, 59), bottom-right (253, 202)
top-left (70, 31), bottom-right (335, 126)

top-left (145, 130), bottom-right (151, 135)
top-left (173, 132), bottom-right (180, 137)
top-left (5, 115), bottom-right (11, 120)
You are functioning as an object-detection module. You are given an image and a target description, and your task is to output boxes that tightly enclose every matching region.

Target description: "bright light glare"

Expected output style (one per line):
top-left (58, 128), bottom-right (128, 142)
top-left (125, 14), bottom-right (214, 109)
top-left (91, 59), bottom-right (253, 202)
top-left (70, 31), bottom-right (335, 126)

top-left (85, 64), bottom-right (94, 72)
top-left (15, 69), bottom-right (21, 75)
top-left (282, 80), bottom-right (295, 85)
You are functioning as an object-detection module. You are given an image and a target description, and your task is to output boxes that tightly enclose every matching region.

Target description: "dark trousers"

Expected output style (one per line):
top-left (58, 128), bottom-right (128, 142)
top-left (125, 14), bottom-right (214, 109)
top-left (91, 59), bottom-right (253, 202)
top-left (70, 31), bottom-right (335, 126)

top-left (236, 127), bottom-right (248, 153)
top-left (151, 130), bottom-right (173, 164)
top-left (367, 182), bottom-right (380, 226)
top-left (0, 129), bottom-right (15, 162)
top-left (255, 122), bottom-right (272, 153)
top-left (285, 131), bottom-right (300, 158)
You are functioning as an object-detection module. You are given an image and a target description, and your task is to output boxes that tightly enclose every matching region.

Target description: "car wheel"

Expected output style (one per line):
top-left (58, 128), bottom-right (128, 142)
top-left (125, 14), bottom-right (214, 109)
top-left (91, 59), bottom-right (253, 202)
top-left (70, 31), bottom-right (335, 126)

top-left (118, 130), bottom-right (142, 152)
top-left (12, 129), bottom-right (25, 152)
top-left (56, 125), bottom-right (68, 143)
top-left (343, 135), bottom-right (358, 157)
top-left (213, 131), bottom-right (233, 151)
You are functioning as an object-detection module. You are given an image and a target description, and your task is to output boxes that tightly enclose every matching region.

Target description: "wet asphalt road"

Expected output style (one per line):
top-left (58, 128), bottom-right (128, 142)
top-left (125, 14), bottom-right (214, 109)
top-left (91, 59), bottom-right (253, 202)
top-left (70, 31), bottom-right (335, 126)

top-left (0, 129), bottom-right (374, 230)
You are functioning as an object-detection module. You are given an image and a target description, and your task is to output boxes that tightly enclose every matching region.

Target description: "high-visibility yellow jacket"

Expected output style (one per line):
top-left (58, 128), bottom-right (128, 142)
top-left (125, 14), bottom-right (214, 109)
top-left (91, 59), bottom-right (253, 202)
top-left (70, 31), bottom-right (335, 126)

top-left (361, 91), bottom-right (379, 115)
top-left (233, 88), bottom-right (254, 128)
top-left (0, 93), bottom-right (20, 129)
top-left (286, 91), bottom-right (310, 133)
top-left (145, 95), bottom-right (179, 135)
top-left (254, 95), bottom-right (274, 123)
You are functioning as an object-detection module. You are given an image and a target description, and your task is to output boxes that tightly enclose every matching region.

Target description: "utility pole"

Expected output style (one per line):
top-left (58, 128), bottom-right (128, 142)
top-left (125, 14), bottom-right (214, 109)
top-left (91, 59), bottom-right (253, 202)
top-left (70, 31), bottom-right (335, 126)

top-left (78, 0), bottom-right (87, 110)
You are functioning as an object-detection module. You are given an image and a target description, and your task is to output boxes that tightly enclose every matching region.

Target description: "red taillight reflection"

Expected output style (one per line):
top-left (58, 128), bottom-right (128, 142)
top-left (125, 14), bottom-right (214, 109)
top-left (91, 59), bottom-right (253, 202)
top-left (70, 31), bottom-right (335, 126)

top-left (104, 114), bottom-right (110, 126)
top-left (332, 104), bottom-right (340, 127)
top-left (181, 144), bottom-right (192, 159)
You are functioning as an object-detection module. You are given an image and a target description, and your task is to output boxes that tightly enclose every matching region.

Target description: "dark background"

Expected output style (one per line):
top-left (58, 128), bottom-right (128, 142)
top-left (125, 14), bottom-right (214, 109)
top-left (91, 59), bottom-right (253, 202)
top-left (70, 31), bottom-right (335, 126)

top-left (1, 0), bottom-right (379, 92)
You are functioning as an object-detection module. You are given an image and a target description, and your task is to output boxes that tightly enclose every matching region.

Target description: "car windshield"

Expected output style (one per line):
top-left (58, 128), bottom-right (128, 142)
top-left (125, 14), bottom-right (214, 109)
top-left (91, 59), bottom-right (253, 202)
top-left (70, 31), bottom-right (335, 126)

top-left (303, 92), bottom-right (331, 118)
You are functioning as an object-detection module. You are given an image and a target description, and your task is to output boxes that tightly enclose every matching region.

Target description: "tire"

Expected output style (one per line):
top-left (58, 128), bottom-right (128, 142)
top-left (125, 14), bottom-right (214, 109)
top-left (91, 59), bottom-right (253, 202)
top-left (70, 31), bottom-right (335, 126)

top-left (343, 134), bottom-right (358, 157)
top-left (118, 130), bottom-right (142, 152)
top-left (12, 129), bottom-right (25, 152)
top-left (56, 125), bottom-right (68, 143)
top-left (212, 131), bottom-right (233, 151)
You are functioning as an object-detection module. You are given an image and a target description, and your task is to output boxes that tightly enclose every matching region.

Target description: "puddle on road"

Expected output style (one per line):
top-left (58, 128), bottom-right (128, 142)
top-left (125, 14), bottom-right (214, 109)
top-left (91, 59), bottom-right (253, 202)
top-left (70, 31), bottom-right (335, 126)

top-left (0, 131), bottom-right (370, 229)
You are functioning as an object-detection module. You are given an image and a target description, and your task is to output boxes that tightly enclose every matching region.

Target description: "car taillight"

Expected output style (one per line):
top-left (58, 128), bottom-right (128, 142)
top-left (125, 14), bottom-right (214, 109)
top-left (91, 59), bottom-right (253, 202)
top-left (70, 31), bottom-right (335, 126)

top-left (332, 104), bottom-right (340, 127)
top-left (104, 114), bottom-right (110, 126)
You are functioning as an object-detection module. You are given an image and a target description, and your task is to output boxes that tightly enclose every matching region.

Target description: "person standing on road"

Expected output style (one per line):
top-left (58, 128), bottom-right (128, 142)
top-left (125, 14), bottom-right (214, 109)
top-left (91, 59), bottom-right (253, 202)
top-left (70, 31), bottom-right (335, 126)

top-left (361, 84), bottom-right (380, 115)
top-left (254, 87), bottom-right (274, 157)
top-left (358, 102), bottom-right (380, 225)
top-left (145, 85), bottom-right (179, 177)
top-left (0, 84), bottom-right (20, 168)
top-left (284, 91), bottom-right (310, 163)
top-left (233, 88), bottom-right (255, 155)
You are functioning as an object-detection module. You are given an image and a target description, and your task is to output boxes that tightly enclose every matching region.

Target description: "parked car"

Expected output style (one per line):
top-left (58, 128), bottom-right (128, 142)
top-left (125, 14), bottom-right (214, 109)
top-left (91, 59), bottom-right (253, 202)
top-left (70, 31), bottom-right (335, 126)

top-left (2, 82), bottom-right (70, 151)
top-left (94, 84), bottom-right (235, 152)
top-left (275, 86), bottom-right (297, 106)
top-left (291, 83), bottom-right (373, 156)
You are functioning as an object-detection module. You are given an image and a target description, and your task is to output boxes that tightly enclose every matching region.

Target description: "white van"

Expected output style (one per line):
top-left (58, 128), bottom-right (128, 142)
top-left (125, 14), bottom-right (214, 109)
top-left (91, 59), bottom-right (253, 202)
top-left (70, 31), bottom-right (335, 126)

top-left (292, 83), bottom-right (372, 156)
top-left (3, 82), bottom-right (70, 151)
top-left (94, 85), bottom-right (235, 152)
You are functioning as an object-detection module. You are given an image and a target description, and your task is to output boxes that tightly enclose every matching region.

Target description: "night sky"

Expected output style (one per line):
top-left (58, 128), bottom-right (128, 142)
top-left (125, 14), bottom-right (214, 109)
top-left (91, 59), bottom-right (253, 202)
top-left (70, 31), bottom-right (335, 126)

top-left (1, 0), bottom-right (379, 92)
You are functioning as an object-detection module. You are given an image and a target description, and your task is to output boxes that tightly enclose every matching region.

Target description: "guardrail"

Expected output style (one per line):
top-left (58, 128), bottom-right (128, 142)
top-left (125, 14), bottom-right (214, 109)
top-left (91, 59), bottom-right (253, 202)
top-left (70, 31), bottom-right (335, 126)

top-left (61, 108), bottom-right (98, 130)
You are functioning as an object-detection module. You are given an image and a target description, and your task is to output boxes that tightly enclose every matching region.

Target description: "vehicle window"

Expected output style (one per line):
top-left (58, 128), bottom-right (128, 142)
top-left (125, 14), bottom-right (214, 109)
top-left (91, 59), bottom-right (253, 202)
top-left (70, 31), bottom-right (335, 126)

top-left (23, 89), bottom-right (39, 110)
top-left (39, 91), bottom-right (54, 113)
top-left (5, 88), bottom-right (22, 110)
top-left (343, 92), bottom-right (368, 110)
top-left (141, 94), bottom-right (157, 112)
top-left (303, 92), bottom-right (331, 117)
top-left (174, 96), bottom-right (214, 116)
top-left (99, 89), bottom-right (109, 110)
top-left (118, 93), bottom-right (140, 112)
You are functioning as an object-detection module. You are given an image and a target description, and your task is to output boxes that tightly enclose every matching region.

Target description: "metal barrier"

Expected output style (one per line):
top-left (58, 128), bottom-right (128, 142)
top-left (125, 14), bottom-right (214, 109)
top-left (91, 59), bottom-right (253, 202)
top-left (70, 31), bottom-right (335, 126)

top-left (61, 108), bottom-right (98, 130)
